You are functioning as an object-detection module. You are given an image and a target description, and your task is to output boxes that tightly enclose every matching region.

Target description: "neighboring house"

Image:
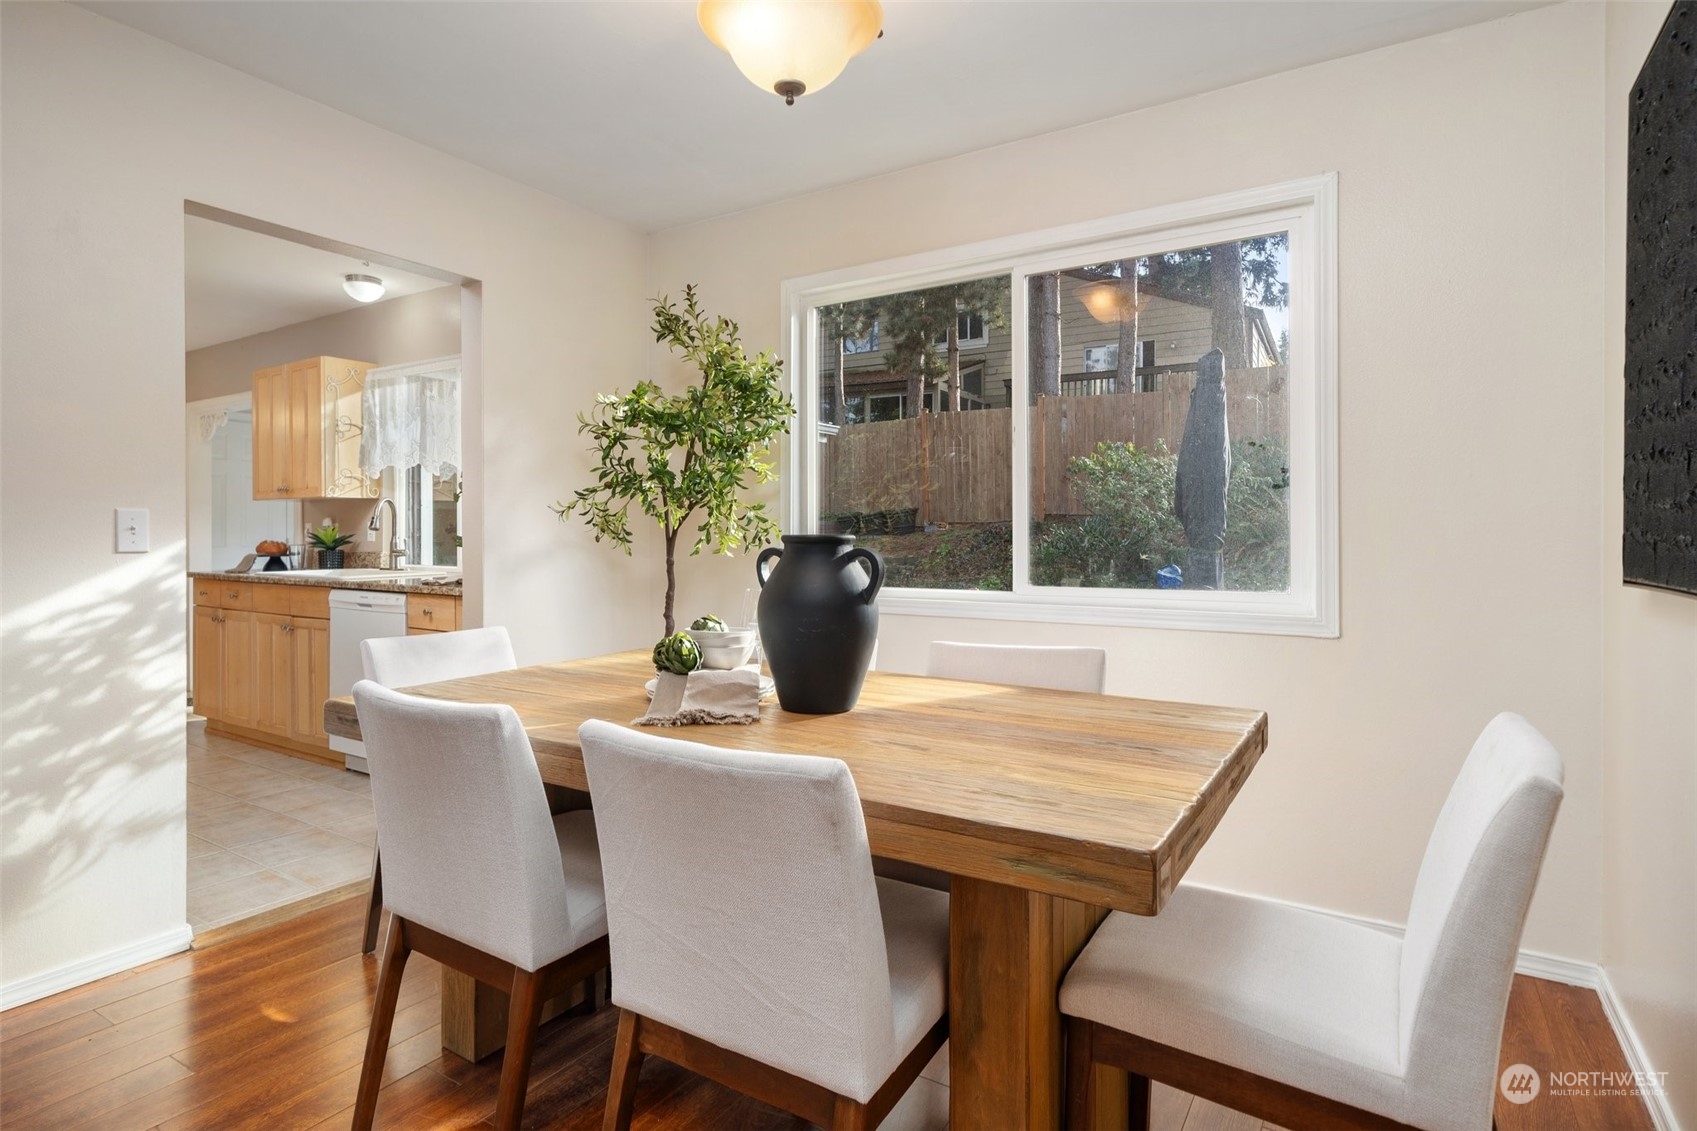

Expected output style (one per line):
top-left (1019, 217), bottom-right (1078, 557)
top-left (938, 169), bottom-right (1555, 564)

top-left (821, 278), bottom-right (1282, 422)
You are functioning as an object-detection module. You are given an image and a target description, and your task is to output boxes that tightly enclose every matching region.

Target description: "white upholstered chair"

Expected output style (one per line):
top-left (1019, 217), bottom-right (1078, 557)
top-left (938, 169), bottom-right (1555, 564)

top-left (577, 719), bottom-right (949, 1131)
top-left (362, 624), bottom-right (517, 689)
top-left (927, 640), bottom-right (1107, 694)
top-left (357, 626), bottom-right (519, 953)
top-left (1061, 712), bottom-right (1564, 1131)
top-left (351, 682), bottom-right (608, 1131)
top-left (883, 641), bottom-right (1109, 897)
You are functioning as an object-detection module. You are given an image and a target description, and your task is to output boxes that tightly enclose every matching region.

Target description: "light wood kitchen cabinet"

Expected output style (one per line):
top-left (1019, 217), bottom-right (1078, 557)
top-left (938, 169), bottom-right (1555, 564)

top-left (406, 592), bottom-right (462, 634)
top-left (251, 355), bottom-right (377, 500)
top-left (192, 578), bottom-right (336, 763)
top-left (289, 618), bottom-right (331, 745)
top-left (254, 613), bottom-right (294, 737)
top-left (191, 578), bottom-right (257, 728)
top-left (191, 604), bottom-right (224, 721)
top-left (219, 610), bottom-right (257, 730)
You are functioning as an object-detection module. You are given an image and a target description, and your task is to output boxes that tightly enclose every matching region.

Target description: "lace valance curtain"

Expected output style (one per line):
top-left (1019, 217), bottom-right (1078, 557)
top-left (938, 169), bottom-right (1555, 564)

top-left (360, 356), bottom-right (461, 478)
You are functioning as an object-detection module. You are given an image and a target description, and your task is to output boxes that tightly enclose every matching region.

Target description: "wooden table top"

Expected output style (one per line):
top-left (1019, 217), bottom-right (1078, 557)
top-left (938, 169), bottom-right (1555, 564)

top-left (324, 651), bottom-right (1267, 916)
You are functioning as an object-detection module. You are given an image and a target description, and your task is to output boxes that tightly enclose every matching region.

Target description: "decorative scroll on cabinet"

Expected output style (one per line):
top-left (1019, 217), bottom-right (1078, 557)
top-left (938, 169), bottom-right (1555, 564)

top-left (252, 356), bottom-right (378, 500)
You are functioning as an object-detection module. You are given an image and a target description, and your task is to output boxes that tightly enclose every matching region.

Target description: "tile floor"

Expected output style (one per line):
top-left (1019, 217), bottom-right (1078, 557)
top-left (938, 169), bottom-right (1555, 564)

top-left (187, 720), bottom-right (375, 933)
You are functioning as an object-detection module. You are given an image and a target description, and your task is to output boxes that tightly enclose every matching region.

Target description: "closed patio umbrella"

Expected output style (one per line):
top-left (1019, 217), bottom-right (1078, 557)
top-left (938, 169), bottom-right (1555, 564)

top-left (1174, 348), bottom-right (1230, 590)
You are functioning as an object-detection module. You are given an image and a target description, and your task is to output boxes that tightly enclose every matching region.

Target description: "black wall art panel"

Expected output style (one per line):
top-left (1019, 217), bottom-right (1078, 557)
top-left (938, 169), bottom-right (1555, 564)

top-left (1625, 1), bottom-right (1697, 594)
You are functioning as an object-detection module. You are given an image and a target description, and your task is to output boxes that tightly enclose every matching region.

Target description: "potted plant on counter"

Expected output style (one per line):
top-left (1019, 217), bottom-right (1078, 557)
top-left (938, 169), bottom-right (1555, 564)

top-left (307, 524), bottom-right (355, 569)
top-left (553, 285), bottom-right (792, 636)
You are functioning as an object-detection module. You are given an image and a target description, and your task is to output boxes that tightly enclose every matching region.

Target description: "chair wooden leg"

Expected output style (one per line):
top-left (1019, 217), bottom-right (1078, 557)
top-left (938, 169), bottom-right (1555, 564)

top-left (829, 1095), bottom-right (869, 1131)
top-left (603, 1009), bottom-right (646, 1131)
top-left (361, 848), bottom-right (383, 955)
top-left (352, 916), bottom-right (410, 1131)
top-left (1127, 1070), bottom-right (1152, 1131)
top-left (1066, 1016), bottom-right (1097, 1129)
top-left (492, 966), bottom-right (546, 1130)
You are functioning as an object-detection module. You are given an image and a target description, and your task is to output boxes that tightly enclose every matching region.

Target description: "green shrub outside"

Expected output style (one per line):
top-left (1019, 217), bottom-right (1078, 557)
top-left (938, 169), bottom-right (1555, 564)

top-left (1030, 436), bottom-right (1290, 591)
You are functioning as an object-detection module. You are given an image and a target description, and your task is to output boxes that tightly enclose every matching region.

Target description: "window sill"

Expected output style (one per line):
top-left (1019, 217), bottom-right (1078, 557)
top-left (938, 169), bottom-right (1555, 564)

top-left (877, 587), bottom-right (1338, 638)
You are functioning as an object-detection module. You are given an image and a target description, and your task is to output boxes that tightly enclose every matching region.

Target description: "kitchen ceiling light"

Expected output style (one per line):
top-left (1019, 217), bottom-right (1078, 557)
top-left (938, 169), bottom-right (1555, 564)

top-left (1079, 278), bottom-right (1147, 324)
top-left (697, 0), bottom-right (882, 106)
top-left (342, 273), bottom-right (385, 303)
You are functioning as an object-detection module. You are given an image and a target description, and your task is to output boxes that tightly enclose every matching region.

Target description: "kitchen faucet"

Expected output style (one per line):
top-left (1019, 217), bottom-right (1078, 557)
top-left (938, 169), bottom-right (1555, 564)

top-left (370, 497), bottom-right (408, 570)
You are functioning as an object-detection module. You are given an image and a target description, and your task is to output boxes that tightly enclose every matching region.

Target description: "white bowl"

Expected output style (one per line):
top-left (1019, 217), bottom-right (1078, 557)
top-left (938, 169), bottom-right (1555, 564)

top-left (687, 628), bottom-right (755, 670)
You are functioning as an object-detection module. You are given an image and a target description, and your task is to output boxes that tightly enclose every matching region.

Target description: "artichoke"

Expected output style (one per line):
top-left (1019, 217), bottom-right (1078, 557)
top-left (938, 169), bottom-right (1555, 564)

top-left (690, 614), bottom-right (728, 632)
top-left (652, 632), bottom-right (703, 675)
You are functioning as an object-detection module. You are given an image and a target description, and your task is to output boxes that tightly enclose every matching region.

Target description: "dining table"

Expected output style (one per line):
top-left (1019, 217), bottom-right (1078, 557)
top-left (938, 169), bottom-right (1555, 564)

top-left (323, 649), bottom-right (1267, 1131)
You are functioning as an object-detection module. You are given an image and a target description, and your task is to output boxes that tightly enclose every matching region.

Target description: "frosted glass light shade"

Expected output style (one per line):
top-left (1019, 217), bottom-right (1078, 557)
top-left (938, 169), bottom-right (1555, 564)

top-left (698, 0), bottom-right (882, 105)
top-left (1079, 279), bottom-right (1146, 324)
top-left (343, 274), bottom-right (385, 303)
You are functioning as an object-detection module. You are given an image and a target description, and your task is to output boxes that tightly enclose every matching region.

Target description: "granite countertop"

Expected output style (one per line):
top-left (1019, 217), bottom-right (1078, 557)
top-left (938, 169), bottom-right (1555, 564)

top-left (188, 570), bottom-right (463, 595)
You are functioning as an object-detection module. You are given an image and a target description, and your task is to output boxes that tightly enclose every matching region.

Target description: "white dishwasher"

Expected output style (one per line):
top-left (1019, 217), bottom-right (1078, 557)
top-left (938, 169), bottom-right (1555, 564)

top-left (328, 589), bottom-right (409, 773)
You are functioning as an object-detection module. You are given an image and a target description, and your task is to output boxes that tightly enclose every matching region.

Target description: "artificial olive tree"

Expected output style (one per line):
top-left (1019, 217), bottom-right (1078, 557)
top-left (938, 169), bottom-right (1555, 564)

top-left (553, 286), bottom-right (793, 636)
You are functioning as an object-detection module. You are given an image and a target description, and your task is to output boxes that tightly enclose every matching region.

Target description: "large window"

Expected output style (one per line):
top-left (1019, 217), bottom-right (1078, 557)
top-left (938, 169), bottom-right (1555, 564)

top-left (785, 177), bottom-right (1336, 635)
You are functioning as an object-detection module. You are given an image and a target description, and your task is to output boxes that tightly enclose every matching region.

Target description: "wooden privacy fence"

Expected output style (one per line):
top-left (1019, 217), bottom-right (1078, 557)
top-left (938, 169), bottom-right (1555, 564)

top-left (821, 367), bottom-right (1286, 524)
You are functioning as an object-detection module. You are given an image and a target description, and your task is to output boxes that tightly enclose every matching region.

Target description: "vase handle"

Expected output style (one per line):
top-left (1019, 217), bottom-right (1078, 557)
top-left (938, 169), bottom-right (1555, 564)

top-left (845, 547), bottom-right (885, 605)
top-left (755, 546), bottom-right (783, 588)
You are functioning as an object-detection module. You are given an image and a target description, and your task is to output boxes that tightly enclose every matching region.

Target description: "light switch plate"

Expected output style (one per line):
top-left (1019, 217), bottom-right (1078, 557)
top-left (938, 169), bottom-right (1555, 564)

top-left (116, 508), bottom-right (149, 553)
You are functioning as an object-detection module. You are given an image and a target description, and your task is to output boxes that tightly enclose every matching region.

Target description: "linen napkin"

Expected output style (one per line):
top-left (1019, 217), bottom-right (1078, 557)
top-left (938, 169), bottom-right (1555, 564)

top-left (636, 667), bottom-right (762, 727)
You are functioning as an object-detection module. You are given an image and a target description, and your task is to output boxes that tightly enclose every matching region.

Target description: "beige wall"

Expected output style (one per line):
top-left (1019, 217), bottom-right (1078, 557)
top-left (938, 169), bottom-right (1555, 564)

top-left (185, 285), bottom-right (462, 403)
top-left (1602, 2), bottom-right (1696, 1124)
top-left (650, 2), bottom-right (1607, 964)
top-left (0, 3), bottom-right (655, 996)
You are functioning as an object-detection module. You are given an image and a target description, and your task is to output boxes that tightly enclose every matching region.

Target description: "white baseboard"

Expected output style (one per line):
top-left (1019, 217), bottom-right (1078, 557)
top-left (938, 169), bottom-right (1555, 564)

top-left (1225, 890), bottom-right (1680, 1131)
top-left (1511, 945), bottom-right (1601, 987)
top-left (1593, 966), bottom-right (1682, 1131)
top-left (0, 924), bottom-right (193, 1012)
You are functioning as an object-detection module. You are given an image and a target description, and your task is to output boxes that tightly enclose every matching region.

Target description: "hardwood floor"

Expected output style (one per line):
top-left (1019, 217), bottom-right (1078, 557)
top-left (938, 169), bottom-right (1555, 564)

top-left (0, 896), bottom-right (1656, 1131)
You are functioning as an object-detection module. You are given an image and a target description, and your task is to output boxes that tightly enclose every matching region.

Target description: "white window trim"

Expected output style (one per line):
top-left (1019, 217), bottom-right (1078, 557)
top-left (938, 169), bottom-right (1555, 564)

top-left (779, 174), bottom-right (1338, 638)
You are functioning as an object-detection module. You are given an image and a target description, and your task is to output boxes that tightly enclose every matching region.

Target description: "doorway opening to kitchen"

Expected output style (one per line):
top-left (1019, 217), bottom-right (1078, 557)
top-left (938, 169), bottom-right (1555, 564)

top-left (183, 203), bottom-right (479, 941)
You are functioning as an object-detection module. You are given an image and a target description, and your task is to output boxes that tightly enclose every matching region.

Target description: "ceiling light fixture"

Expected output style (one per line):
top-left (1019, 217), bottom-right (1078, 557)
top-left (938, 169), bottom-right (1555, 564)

top-left (1079, 278), bottom-right (1147, 324)
top-left (342, 270), bottom-right (385, 303)
top-left (697, 0), bottom-right (883, 107)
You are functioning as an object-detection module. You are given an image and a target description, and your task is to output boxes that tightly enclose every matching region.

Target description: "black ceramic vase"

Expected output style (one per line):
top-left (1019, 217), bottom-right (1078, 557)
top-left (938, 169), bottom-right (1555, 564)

top-left (756, 534), bottom-right (885, 715)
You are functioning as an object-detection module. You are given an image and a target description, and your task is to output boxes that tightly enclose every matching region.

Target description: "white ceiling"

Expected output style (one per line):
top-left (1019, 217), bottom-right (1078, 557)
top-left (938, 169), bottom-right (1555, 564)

top-left (96, 1), bottom-right (1549, 232)
top-left (184, 215), bottom-right (451, 350)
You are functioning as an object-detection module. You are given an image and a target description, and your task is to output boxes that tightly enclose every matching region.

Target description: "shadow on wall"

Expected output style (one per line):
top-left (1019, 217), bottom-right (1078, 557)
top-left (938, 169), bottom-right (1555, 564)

top-left (0, 545), bottom-right (188, 971)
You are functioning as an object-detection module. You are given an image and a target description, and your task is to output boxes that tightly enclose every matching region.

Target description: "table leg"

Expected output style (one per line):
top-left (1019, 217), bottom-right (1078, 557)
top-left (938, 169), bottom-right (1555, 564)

top-left (436, 783), bottom-right (604, 1063)
top-left (440, 969), bottom-right (599, 1063)
top-left (442, 970), bottom-right (507, 1062)
top-left (949, 876), bottom-right (1129, 1130)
